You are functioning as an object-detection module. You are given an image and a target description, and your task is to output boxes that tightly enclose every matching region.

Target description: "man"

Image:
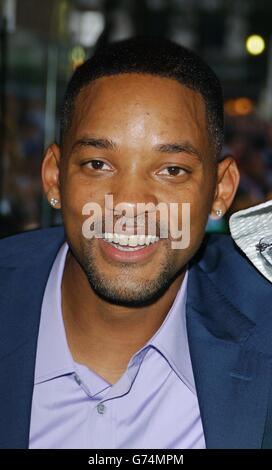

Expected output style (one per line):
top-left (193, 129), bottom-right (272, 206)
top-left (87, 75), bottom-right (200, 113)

top-left (1, 37), bottom-right (271, 449)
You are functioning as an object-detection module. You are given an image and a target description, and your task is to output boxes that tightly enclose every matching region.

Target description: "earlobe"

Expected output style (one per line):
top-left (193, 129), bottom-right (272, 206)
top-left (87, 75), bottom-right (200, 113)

top-left (210, 207), bottom-right (224, 220)
top-left (41, 144), bottom-right (62, 209)
top-left (215, 208), bottom-right (223, 218)
top-left (210, 155), bottom-right (240, 218)
top-left (49, 197), bottom-right (60, 209)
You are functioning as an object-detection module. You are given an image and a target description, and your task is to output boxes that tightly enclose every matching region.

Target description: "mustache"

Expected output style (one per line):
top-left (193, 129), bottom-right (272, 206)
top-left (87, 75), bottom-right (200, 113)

top-left (88, 216), bottom-right (168, 238)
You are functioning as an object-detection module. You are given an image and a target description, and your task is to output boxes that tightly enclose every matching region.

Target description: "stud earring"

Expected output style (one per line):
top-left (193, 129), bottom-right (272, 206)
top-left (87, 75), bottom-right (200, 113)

top-left (215, 208), bottom-right (223, 217)
top-left (49, 197), bottom-right (59, 208)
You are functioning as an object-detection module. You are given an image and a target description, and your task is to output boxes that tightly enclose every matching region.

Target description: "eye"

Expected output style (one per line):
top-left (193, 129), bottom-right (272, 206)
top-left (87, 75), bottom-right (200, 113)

top-left (158, 166), bottom-right (187, 177)
top-left (84, 159), bottom-right (112, 171)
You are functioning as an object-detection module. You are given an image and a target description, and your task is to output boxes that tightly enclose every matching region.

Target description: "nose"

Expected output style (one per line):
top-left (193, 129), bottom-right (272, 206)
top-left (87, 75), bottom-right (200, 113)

top-left (105, 174), bottom-right (159, 218)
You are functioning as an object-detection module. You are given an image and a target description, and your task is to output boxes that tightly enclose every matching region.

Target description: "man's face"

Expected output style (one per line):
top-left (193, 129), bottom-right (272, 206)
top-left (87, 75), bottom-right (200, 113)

top-left (58, 74), bottom-right (217, 306)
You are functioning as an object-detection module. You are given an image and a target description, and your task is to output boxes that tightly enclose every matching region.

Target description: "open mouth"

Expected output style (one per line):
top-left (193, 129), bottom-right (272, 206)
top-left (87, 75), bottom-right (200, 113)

top-left (98, 232), bottom-right (161, 262)
top-left (102, 232), bottom-right (159, 251)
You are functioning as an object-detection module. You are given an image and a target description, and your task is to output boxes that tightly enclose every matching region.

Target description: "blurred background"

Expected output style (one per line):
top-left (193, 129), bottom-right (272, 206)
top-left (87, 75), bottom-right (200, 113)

top-left (1, 0), bottom-right (272, 238)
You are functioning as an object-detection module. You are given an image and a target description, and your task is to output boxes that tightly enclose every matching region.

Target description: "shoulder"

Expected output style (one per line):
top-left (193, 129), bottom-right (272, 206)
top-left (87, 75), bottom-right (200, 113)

top-left (194, 232), bottom-right (254, 273)
top-left (190, 232), bottom-right (272, 325)
top-left (191, 231), bottom-right (271, 298)
top-left (0, 226), bottom-right (65, 267)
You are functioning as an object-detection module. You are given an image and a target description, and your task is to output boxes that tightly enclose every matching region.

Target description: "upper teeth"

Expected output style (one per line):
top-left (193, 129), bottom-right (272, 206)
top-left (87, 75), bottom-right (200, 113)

top-left (103, 233), bottom-right (159, 247)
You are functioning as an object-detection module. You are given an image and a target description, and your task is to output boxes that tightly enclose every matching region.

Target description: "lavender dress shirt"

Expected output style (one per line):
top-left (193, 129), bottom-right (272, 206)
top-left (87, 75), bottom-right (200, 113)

top-left (29, 243), bottom-right (205, 449)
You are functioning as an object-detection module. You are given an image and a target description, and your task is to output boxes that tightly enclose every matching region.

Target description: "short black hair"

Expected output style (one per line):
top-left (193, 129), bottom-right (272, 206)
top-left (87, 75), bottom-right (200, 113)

top-left (60, 36), bottom-right (224, 158)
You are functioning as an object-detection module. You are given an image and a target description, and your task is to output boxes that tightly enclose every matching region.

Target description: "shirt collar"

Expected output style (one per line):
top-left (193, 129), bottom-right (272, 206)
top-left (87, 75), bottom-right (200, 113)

top-left (35, 243), bottom-right (195, 393)
top-left (133, 270), bottom-right (196, 393)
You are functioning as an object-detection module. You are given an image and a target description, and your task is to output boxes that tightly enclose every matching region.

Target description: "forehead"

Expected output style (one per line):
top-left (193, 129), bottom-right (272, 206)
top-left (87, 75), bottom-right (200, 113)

top-left (68, 73), bottom-right (209, 151)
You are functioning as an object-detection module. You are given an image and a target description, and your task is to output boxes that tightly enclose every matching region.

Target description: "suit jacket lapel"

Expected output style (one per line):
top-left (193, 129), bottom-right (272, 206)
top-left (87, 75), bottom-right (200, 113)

top-left (0, 227), bottom-right (65, 448)
top-left (186, 236), bottom-right (272, 449)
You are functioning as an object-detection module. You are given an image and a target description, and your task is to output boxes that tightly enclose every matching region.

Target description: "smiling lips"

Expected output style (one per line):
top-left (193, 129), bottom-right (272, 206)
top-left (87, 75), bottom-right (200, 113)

top-left (99, 233), bottom-right (161, 262)
top-left (103, 232), bottom-right (159, 246)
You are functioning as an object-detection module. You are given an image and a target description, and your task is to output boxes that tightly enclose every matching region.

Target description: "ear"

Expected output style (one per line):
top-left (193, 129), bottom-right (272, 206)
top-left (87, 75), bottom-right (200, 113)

top-left (41, 143), bottom-right (62, 209)
top-left (210, 155), bottom-right (240, 219)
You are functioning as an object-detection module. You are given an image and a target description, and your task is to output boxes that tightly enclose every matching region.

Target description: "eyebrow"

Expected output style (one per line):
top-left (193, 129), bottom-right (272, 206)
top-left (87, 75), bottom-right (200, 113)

top-left (72, 136), bottom-right (202, 161)
top-left (72, 137), bottom-right (117, 152)
top-left (154, 142), bottom-right (202, 161)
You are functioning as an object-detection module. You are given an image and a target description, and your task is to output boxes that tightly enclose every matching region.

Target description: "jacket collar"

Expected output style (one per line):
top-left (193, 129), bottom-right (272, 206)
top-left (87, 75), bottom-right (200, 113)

top-left (186, 235), bottom-right (272, 448)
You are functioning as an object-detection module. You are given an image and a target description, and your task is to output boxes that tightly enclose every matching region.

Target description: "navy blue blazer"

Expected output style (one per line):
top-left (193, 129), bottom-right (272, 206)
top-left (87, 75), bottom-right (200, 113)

top-left (0, 226), bottom-right (272, 449)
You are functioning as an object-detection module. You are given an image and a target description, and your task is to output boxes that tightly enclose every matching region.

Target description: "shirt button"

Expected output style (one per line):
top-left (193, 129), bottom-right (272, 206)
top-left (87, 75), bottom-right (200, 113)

top-left (97, 403), bottom-right (106, 414)
top-left (74, 374), bottom-right (81, 385)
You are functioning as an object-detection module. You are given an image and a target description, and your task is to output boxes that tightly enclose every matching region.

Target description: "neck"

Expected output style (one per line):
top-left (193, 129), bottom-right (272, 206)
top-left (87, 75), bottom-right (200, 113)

top-left (61, 250), bottom-right (186, 383)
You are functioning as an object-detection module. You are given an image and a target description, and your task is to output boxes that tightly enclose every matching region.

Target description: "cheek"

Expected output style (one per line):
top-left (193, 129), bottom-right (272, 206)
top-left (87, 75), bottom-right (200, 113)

top-left (61, 176), bottom-right (104, 236)
top-left (186, 172), bottom-right (215, 219)
top-left (167, 200), bottom-right (207, 242)
top-left (171, 179), bottom-right (212, 221)
top-left (165, 182), bottom-right (212, 251)
top-left (189, 193), bottom-right (213, 239)
top-left (165, 201), bottom-right (208, 270)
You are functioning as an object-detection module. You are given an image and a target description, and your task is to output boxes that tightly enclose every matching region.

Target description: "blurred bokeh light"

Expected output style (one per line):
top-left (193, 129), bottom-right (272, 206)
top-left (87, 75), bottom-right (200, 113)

top-left (246, 34), bottom-right (265, 55)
